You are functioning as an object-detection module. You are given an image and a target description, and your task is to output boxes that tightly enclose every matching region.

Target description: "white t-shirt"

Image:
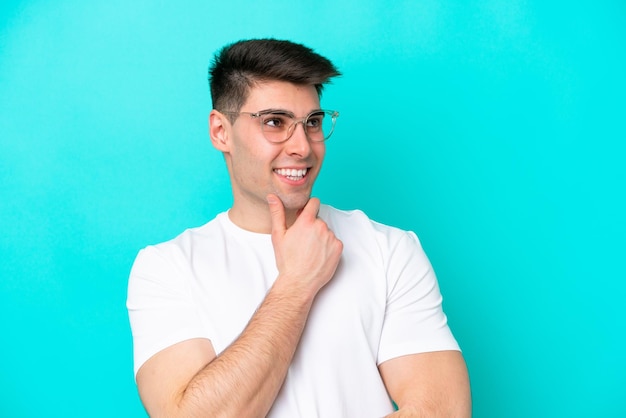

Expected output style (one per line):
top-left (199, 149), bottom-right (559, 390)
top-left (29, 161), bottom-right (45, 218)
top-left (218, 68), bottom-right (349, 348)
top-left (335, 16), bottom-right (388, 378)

top-left (127, 205), bottom-right (459, 417)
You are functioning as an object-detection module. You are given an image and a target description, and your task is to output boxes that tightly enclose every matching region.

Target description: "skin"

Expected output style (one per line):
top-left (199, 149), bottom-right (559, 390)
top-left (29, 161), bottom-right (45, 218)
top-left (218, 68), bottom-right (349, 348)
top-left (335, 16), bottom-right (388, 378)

top-left (135, 80), bottom-right (471, 417)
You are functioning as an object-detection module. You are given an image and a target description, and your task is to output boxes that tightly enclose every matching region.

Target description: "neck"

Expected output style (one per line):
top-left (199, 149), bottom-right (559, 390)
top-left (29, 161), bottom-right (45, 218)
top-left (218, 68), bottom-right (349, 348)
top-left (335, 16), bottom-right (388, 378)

top-left (227, 205), bottom-right (299, 234)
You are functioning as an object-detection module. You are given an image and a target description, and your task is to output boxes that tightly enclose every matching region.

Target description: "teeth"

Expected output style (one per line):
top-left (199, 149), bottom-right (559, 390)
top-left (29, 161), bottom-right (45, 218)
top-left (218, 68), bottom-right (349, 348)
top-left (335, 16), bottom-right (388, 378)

top-left (274, 168), bottom-right (308, 179)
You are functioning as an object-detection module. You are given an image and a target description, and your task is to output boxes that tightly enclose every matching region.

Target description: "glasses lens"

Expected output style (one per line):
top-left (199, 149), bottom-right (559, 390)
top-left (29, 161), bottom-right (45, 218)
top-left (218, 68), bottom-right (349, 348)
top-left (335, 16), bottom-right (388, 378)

top-left (307, 111), bottom-right (336, 142)
top-left (259, 112), bottom-right (291, 143)
top-left (258, 110), bottom-right (338, 142)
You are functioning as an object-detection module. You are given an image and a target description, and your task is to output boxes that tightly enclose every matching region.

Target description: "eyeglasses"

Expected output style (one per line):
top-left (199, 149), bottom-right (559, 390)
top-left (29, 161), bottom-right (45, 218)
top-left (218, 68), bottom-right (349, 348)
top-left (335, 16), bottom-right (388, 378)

top-left (221, 109), bottom-right (339, 143)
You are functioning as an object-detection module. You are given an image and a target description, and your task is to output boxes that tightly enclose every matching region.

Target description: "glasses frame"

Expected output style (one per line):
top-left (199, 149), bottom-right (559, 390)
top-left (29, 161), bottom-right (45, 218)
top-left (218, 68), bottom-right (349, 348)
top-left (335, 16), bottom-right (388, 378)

top-left (220, 108), bottom-right (339, 143)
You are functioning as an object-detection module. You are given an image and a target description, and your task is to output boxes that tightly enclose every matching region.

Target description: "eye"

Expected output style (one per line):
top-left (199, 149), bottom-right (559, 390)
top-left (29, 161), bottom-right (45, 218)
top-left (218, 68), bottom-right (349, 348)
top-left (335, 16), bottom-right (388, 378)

top-left (261, 113), bottom-right (289, 130)
top-left (306, 113), bottom-right (325, 129)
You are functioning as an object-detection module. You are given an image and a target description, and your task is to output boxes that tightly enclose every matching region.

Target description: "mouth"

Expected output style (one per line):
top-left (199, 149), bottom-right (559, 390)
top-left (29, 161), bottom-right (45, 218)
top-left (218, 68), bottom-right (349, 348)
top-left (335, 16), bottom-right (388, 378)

top-left (273, 167), bottom-right (309, 181)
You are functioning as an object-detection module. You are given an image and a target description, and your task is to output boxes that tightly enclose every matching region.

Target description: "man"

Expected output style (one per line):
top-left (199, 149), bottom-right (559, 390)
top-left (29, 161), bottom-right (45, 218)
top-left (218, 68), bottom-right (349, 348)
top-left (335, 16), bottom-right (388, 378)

top-left (127, 38), bottom-right (471, 417)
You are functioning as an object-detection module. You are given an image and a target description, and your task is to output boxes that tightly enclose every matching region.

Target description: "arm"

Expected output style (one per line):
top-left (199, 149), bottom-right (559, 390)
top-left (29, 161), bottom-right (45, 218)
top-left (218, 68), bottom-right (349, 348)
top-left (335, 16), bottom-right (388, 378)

top-left (136, 196), bottom-right (343, 417)
top-left (379, 351), bottom-right (471, 418)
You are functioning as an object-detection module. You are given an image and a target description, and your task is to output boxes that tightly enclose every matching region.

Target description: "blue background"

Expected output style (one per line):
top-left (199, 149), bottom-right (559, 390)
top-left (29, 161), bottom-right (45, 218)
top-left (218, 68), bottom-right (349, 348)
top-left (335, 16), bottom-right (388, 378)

top-left (1, 1), bottom-right (624, 416)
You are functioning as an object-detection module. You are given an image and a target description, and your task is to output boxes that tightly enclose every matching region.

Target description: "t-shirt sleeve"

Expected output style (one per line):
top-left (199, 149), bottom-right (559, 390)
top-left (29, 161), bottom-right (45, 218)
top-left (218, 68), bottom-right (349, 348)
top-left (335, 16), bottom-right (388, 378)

top-left (126, 244), bottom-right (209, 378)
top-left (377, 229), bottom-right (460, 365)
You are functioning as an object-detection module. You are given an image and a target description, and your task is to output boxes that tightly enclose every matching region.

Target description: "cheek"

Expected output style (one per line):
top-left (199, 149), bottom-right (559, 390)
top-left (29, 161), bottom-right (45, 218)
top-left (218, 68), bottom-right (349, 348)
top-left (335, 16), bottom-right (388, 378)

top-left (312, 143), bottom-right (326, 165)
top-left (232, 152), bottom-right (261, 180)
top-left (230, 142), bottom-right (274, 181)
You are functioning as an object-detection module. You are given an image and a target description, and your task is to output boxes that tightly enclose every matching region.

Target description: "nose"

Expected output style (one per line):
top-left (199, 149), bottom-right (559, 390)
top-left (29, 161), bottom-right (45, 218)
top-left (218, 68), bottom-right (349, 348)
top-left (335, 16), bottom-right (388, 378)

top-left (283, 120), bottom-right (312, 157)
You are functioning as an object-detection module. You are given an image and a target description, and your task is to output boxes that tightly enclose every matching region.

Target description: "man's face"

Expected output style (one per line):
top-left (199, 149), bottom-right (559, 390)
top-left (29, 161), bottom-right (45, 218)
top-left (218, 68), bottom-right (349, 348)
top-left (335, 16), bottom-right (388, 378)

top-left (219, 80), bottom-right (326, 221)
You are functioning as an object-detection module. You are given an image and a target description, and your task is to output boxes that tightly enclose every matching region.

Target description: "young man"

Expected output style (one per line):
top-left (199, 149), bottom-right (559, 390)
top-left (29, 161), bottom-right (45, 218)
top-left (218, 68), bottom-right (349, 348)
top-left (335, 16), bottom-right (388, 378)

top-left (127, 39), bottom-right (471, 417)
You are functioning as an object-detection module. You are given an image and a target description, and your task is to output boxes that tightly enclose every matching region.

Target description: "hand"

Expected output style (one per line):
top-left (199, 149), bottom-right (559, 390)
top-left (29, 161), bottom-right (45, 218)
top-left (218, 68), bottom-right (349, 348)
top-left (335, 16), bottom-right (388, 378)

top-left (267, 194), bottom-right (343, 295)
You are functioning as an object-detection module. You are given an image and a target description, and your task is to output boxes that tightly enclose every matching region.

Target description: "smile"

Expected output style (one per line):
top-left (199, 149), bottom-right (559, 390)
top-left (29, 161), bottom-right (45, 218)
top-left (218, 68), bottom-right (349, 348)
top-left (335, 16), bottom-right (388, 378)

top-left (274, 168), bottom-right (308, 181)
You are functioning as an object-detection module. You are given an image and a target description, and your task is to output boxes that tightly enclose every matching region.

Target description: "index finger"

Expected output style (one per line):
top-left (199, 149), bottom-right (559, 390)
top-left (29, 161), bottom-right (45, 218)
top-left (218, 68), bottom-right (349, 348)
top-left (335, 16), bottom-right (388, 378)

top-left (299, 197), bottom-right (320, 221)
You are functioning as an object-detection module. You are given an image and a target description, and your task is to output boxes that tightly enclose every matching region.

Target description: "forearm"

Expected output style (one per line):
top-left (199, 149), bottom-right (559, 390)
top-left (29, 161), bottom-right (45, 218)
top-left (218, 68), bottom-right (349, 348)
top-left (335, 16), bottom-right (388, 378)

top-left (173, 278), bottom-right (315, 417)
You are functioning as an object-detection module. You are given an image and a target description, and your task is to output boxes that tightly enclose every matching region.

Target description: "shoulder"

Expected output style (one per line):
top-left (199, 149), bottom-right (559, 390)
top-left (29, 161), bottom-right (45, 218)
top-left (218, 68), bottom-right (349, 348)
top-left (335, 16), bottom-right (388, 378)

top-left (319, 204), bottom-right (386, 232)
top-left (129, 213), bottom-right (226, 279)
top-left (319, 204), bottom-right (423, 251)
top-left (319, 205), bottom-right (428, 275)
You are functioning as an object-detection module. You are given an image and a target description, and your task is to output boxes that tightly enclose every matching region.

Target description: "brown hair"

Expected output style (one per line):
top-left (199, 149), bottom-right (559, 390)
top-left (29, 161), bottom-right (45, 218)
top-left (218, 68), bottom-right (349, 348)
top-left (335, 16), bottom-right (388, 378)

top-left (208, 39), bottom-right (341, 119)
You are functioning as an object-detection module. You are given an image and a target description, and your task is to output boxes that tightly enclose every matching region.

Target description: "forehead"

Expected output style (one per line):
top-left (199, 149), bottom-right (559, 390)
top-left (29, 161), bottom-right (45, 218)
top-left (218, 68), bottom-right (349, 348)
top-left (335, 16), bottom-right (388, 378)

top-left (243, 80), bottom-right (320, 112)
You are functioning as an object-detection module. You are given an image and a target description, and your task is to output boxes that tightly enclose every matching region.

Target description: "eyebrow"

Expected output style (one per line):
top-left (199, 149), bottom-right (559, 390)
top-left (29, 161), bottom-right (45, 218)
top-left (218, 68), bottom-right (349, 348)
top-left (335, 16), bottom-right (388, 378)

top-left (257, 108), bottom-right (294, 117)
top-left (257, 108), bottom-right (324, 117)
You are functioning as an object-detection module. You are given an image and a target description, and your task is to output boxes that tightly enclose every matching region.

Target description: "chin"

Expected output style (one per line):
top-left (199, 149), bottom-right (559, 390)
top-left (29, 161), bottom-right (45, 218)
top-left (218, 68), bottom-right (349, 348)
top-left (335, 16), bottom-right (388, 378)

top-left (278, 193), bottom-right (311, 211)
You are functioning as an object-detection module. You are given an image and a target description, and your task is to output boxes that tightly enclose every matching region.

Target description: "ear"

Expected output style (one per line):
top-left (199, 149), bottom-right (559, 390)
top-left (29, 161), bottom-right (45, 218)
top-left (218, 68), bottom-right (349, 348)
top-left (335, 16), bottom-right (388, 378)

top-left (209, 110), bottom-right (230, 152)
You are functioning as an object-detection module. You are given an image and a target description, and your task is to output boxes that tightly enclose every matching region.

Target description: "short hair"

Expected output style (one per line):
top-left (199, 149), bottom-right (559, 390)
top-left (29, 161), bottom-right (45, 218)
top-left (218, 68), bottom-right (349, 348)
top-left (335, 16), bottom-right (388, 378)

top-left (208, 39), bottom-right (341, 116)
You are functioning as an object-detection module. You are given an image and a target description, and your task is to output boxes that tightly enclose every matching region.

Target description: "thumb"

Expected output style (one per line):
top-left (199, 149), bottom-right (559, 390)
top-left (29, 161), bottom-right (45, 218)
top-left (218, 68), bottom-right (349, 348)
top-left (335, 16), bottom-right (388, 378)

top-left (266, 194), bottom-right (286, 238)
